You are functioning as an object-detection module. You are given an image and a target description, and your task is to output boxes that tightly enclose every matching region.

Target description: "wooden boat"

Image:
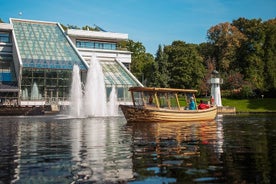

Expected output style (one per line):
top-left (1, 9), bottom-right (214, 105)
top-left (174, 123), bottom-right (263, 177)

top-left (119, 87), bottom-right (217, 122)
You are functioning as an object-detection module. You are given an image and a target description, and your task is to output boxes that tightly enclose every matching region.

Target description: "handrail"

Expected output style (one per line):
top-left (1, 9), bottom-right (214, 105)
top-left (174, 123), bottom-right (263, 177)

top-left (129, 87), bottom-right (197, 93)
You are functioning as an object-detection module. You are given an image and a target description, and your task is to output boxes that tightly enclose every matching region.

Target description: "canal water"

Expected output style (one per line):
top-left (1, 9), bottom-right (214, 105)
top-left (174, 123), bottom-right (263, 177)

top-left (0, 113), bottom-right (275, 183)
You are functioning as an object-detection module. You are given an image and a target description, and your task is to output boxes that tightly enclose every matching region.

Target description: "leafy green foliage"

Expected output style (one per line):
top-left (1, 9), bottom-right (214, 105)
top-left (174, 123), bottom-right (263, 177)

top-left (263, 19), bottom-right (276, 91)
top-left (119, 40), bottom-right (154, 85)
top-left (205, 18), bottom-right (276, 97)
top-left (82, 25), bottom-right (98, 31)
top-left (207, 22), bottom-right (247, 73)
top-left (164, 41), bottom-right (205, 89)
top-left (232, 18), bottom-right (266, 91)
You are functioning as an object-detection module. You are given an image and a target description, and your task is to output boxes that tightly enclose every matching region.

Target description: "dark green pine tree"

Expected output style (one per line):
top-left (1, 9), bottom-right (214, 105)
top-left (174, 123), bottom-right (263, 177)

top-left (150, 45), bottom-right (169, 87)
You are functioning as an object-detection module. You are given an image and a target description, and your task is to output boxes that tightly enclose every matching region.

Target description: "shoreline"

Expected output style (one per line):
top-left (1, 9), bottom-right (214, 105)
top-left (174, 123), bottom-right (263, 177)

top-left (236, 111), bottom-right (276, 114)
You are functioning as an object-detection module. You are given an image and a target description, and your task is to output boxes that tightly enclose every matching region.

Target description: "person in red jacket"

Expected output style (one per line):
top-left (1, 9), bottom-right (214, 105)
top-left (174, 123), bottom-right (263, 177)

top-left (198, 100), bottom-right (210, 110)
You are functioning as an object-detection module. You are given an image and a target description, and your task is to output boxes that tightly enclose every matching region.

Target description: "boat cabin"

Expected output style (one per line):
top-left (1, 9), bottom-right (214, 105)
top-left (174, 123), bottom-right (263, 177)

top-left (129, 87), bottom-right (198, 110)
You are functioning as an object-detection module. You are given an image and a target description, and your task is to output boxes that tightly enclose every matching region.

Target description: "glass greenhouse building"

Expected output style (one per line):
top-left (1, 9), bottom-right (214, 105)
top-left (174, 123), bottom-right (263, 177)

top-left (0, 18), bottom-right (142, 107)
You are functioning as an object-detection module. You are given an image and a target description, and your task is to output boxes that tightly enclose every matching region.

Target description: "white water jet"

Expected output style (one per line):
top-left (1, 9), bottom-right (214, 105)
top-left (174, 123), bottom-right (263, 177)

top-left (70, 56), bottom-right (120, 117)
top-left (70, 65), bottom-right (83, 117)
top-left (22, 88), bottom-right (29, 100)
top-left (108, 85), bottom-right (118, 116)
top-left (31, 82), bottom-right (41, 100)
top-left (84, 56), bottom-right (107, 117)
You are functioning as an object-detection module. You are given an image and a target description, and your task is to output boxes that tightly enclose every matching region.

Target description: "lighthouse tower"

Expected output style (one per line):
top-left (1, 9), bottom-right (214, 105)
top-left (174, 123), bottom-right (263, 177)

top-left (210, 70), bottom-right (223, 107)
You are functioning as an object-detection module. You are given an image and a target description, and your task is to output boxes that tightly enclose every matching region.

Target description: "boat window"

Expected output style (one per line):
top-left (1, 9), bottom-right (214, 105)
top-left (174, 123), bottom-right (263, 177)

top-left (132, 91), bottom-right (143, 106)
top-left (158, 94), bottom-right (166, 108)
top-left (144, 92), bottom-right (155, 106)
top-left (178, 93), bottom-right (188, 107)
top-left (157, 92), bottom-right (183, 109)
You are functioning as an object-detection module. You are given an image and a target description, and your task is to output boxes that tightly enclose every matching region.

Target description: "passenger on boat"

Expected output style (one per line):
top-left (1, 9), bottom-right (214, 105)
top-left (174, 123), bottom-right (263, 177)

top-left (148, 95), bottom-right (153, 104)
top-left (189, 97), bottom-right (196, 110)
top-left (198, 100), bottom-right (210, 110)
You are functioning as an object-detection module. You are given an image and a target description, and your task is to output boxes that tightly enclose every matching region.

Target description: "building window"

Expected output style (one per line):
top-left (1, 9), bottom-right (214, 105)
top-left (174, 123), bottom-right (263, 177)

top-left (21, 69), bottom-right (72, 101)
top-left (0, 54), bottom-right (16, 83)
top-left (0, 32), bottom-right (10, 43)
top-left (76, 40), bottom-right (116, 50)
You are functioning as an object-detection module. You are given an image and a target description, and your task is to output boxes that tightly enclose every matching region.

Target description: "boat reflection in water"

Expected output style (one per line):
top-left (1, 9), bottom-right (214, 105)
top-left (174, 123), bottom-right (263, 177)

top-left (126, 119), bottom-right (224, 183)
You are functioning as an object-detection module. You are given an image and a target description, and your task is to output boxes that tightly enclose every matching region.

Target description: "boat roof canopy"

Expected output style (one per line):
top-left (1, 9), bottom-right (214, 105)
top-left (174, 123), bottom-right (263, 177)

top-left (129, 87), bottom-right (197, 93)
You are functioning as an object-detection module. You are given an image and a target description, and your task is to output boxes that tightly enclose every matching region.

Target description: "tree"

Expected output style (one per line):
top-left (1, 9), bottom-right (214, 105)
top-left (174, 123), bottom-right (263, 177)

top-left (198, 43), bottom-right (216, 95)
top-left (119, 40), bottom-right (154, 85)
top-left (232, 18), bottom-right (266, 91)
top-left (140, 53), bottom-right (155, 86)
top-left (60, 24), bottom-right (80, 31)
top-left (82, 25), bottom-right (98, 31)
top-left (207, 22), bottom-right (246, 74)
top-left (263, 18), bottom-right (276, 93)
top-left (223, 71), bottom-right (244, 90)
top-left (67, 24), bottom-right (80, 29)
top-left (164, 41), bottom-right (205, 89)
top-left (149, 45), bottom-right (169, 87)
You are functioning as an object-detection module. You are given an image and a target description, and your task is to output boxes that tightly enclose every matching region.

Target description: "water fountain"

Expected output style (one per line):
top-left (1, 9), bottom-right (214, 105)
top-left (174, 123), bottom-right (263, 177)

top-left (84, 56), bottom-right (108, 117)
top-left (22, 88), bottom-right (29, 100)
top-left (70, 56), bottom-right (119, 118)
top-left (107, 85), bottom-right (118, 116)
top-left (70, 65), bottom-right (83, 117)
top-left (31, 82), bottom-right (41, 100)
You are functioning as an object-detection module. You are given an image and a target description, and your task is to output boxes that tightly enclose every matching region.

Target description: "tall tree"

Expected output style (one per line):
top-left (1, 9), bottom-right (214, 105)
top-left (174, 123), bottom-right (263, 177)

top-left (149, 45), bottom-right (169, 87)
top-left (164, 41), bottom-right (205, 89)
top-left (207, 22), bottom-right (246, 74)
top-left (263, 18), bottom-right (276, 92)
top-left (232, 18), bottom-right (266, 91)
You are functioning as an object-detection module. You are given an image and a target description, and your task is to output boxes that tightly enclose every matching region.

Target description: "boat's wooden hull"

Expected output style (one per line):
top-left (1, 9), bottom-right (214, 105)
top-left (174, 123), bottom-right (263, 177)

top-left (119, 105), bottom-right (217, 122)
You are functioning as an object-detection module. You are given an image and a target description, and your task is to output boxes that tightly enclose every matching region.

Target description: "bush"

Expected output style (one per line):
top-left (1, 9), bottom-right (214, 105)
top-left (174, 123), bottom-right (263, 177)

top-left (239, 85), bottom-right (254, 98)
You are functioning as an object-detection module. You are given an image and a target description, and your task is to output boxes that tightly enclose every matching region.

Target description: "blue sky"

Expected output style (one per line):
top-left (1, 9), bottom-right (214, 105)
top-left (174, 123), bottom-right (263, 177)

top-left (1, 0), bottom-right (275, 54)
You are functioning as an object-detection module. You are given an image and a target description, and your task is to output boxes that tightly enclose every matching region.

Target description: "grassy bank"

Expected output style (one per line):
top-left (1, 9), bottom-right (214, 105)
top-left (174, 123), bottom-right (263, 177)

top-left (221, 98), bottom-right (276, 113)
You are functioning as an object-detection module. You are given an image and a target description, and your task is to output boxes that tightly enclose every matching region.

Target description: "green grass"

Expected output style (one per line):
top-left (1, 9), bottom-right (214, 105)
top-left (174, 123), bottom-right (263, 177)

top-left (221, 98), bottom-right (276, 113)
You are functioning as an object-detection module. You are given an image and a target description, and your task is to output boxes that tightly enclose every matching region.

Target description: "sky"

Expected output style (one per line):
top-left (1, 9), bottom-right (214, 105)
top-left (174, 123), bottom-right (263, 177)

top-left (1, 0), bottom-right (275, 55)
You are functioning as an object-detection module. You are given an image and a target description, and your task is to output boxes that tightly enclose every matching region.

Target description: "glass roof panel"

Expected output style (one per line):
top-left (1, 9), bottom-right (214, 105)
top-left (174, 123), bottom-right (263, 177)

top-left (11, 20), bottom-right (87, 70)
top-left (100, 61), bottom-right (140, 87)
